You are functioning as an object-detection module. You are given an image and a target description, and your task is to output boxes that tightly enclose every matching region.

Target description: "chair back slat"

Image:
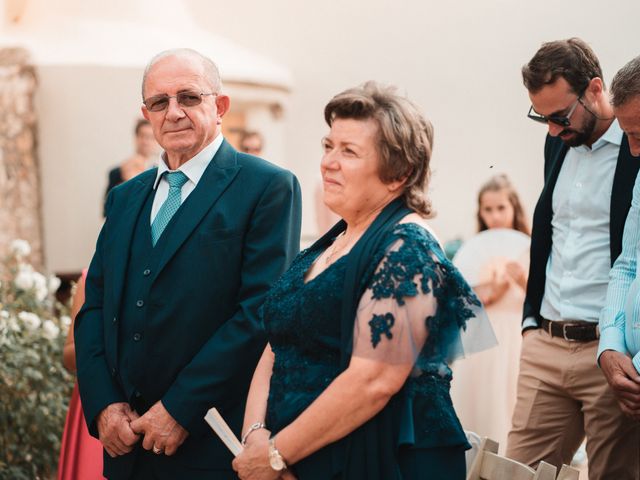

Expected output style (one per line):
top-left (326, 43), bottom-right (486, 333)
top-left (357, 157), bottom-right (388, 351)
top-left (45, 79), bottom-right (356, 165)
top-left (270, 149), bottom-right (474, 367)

top-left (557, 464), bottom-right (580, 480)
top-left (466, 437), bottom-right (557, 480)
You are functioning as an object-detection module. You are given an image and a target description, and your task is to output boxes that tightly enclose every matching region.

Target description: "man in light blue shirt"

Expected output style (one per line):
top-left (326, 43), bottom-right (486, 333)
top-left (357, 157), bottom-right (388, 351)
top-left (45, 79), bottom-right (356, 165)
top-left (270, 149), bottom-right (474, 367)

top-left (599, 55), bottom-right (640, 421)
top-left (506, 39), bottom-right (640, 479)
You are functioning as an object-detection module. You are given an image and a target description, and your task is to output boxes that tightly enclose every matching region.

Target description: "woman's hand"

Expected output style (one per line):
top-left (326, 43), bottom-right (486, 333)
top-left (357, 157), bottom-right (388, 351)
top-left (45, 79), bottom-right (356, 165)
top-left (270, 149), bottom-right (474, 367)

top-left (505, 261), bottom-right (527, 290)
top-left (244, 428), bottom-right (270, 448)
top-left (232, 433), bottom-right (280, 480)
top-left (475, 265), bottom-right (509, 306)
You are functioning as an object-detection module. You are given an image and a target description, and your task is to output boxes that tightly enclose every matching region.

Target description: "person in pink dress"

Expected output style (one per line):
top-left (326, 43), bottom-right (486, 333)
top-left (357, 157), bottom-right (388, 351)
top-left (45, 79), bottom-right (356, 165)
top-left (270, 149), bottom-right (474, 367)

top-left (58, 270), bottom-right (105, 480)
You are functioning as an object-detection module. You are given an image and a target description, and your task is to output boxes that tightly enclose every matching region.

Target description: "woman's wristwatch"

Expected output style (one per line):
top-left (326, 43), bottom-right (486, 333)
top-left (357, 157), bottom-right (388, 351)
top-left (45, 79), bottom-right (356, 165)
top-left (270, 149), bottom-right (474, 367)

top-left (268, 437), bottom-right (287, 471)
top-left (241, 422), bottom-right (266, 446)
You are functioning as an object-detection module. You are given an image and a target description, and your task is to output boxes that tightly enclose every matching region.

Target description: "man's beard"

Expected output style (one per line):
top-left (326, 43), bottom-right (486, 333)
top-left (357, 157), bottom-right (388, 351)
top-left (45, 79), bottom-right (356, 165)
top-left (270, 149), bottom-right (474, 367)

top-left (559, 112), bottom-right (597, 147)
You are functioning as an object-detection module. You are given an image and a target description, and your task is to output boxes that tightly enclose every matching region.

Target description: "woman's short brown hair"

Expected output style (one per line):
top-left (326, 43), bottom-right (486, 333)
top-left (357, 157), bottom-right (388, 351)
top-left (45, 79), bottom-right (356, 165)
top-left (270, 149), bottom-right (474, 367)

top-left (324, 81), bottom-right (434, 217)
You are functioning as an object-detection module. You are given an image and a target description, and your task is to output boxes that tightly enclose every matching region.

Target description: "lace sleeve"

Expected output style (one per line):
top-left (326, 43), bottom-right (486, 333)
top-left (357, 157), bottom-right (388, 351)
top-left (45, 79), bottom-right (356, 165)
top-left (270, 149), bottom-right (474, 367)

top-left (352, 228), bottom-right (494, 366)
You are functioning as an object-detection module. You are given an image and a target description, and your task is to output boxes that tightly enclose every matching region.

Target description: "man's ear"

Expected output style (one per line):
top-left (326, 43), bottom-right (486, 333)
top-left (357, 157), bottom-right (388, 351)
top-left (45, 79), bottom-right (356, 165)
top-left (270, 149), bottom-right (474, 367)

top-left (141, 105), bottom-right (150, 121)
top-left (587, 77), bottom-right (604, 97)
top-left (215, 95), bottom-right (231, 125)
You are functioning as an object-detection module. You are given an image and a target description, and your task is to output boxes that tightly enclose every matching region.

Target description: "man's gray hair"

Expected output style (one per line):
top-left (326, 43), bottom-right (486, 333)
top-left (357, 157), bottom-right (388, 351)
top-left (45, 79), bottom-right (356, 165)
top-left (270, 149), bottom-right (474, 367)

top-left (141, 48), bottom-right (222, 99)
top-left (611, 56), bottom-right (640, 108)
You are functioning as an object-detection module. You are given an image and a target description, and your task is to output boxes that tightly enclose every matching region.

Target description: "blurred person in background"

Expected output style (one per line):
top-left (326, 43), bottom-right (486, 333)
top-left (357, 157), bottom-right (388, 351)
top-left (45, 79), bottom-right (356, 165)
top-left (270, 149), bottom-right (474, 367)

top-left (103, 119), bottom-right (158, 216)
top-left (451, 173), bottom-right (530, 451)
top-left (58, 270), bottom-right (105, 480)
top-left (239, 130), bottom-right (264, 156)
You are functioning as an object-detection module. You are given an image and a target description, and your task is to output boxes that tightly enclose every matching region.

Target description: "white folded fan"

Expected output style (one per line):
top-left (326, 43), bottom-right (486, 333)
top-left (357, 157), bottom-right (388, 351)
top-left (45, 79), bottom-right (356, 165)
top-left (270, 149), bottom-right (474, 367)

top-left (452, 228), bottom-right (530, 287)
top-left (205, 407), bottom-right (243, 456)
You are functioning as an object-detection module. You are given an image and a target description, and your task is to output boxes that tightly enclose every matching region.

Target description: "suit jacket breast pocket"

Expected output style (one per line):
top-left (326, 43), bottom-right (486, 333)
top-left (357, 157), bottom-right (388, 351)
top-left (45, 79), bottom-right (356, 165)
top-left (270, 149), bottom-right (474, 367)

top-left (198, 228), bottom-right (243, 245)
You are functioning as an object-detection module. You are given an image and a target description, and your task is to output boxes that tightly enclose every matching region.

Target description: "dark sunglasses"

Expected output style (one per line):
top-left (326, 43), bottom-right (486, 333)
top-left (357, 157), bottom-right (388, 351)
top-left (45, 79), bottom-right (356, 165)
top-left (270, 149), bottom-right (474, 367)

top-left (143, 91), bottom-right (216, 112)
top-left (527, 94), bottom-right (583, 127)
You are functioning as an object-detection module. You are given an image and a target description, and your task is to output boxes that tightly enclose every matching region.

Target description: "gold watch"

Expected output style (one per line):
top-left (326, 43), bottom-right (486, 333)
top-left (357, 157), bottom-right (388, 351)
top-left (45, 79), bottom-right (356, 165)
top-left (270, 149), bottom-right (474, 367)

top-left (268, 437), bottom-right (287, 471)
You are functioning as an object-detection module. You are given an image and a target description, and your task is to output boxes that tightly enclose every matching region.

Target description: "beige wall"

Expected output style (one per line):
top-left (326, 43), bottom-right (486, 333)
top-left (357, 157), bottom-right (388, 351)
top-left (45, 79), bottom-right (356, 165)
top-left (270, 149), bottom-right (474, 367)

top-left (37, 65), bottom-right (143, 272)
top-left (186, 0), bottom-right (640, 243)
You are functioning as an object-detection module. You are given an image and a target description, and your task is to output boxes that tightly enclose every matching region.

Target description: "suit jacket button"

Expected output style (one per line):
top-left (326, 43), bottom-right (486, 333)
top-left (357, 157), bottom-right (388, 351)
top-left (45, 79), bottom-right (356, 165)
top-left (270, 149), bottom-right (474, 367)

top-left (112, 317), bottom-right (117, 324)
top-left (143, 269), bottom-right (151, 276)
top-left (111, 368), bottom-right (117, 377)
top-left (136, 300), bottom-right (144, 308)
top-left (133, 333), bottom-right (142, 341)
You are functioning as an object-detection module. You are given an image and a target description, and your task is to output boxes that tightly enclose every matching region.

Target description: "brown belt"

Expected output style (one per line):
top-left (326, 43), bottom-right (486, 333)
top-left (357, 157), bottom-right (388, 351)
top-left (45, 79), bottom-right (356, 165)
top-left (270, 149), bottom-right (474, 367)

top-left (540, 318), bottom-right (600, 342)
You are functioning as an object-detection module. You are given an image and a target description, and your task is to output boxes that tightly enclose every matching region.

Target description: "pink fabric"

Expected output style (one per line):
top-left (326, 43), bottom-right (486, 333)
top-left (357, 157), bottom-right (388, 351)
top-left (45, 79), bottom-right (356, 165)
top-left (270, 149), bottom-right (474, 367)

top-left (57, 383), bottom-right (104, 480)
top-left (58, 269), bottom-right (104, 479)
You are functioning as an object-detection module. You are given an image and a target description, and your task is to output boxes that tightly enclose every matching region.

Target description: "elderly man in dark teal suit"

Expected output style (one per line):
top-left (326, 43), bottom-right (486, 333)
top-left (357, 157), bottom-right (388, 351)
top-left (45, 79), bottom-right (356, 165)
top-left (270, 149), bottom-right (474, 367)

top-left (74, 48), bottom-right (302, 479)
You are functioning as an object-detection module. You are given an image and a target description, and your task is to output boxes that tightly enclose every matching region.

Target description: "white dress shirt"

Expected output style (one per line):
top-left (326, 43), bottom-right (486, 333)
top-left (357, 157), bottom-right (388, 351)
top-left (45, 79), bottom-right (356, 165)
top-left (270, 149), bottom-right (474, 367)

top-left (523, 120), bottom-right (623, 329)
top-left (151, 134), bottom-right (224, 224)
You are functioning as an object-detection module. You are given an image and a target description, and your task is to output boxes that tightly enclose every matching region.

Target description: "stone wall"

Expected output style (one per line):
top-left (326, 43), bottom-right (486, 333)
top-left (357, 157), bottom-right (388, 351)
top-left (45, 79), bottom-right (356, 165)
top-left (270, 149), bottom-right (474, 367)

top-left (0, 47), bottom-right (43, 268)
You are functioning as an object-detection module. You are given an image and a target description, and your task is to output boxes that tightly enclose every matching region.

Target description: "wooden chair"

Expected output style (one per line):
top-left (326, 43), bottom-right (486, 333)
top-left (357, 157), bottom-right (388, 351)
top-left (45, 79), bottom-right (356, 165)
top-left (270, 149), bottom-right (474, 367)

top-left (556, 464), bottom-right (580, 480)
top-left (466, 438), bottom-right (557, 480)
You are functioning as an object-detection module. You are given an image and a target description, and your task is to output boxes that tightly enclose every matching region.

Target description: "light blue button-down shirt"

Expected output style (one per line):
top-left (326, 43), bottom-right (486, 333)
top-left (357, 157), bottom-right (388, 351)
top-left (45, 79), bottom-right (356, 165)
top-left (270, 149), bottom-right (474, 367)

top-left (523, 120), bottom-right (623, 330)
top-left (599, 168), bottom-right (640, 373)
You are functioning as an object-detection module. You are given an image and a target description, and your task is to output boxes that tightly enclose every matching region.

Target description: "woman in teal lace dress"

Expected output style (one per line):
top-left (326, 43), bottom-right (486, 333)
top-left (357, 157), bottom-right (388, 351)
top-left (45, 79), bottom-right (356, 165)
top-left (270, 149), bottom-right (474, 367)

top-left (233, 82), bottom-right (492, 480)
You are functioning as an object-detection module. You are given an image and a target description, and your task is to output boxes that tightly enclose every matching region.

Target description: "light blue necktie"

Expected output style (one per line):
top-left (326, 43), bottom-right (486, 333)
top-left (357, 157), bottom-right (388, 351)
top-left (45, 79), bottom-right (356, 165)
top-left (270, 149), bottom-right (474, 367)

top-left (151, 171), bottom-right (189, 246)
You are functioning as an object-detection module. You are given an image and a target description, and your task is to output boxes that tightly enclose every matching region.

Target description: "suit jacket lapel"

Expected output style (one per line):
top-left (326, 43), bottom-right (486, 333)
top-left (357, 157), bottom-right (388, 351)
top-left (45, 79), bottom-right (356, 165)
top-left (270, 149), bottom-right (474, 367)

top-left (610, 134), bottom-right (640, 263)
top-left (110, 174), bottom-right (155, 309)
top-left (534, 139), bottom-right (568, 245)
top-left (154, 140), bottom-right (241, 278)
top-left (526, 137), bottom-right (568, 322)
top-left (541, 142), bottom-right (568, 210)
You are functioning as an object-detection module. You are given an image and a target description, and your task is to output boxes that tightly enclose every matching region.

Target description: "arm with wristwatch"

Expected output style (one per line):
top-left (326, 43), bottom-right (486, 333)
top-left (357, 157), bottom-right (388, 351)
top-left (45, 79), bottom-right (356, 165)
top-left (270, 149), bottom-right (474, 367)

top-left (231, 335), bottom-right (415, 479)
top-left (232, 345), bottom-right (294, 479)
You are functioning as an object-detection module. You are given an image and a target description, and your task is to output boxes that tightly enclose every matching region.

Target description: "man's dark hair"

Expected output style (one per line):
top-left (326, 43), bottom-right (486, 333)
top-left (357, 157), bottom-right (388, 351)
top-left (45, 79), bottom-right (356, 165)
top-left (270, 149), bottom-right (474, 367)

top-left (611, 56), bottom-right (640, 108)
top-left (522, 38), bottom-right (604, 94)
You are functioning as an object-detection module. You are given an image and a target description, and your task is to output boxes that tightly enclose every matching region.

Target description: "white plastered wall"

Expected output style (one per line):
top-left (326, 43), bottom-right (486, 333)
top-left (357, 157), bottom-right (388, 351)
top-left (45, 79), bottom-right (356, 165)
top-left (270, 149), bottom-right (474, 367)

top-left (185, 0), bottom-right (640, 243)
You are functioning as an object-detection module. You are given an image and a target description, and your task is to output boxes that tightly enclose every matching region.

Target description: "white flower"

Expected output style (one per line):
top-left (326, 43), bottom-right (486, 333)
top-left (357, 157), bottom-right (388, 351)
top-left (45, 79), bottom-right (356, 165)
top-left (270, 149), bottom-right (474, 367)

top-left (7, 316), bottom-right (20, 332)
top-left (18, 311), bottom-right (41, 330)
top-left (10, 239), bottom-right (31, 258)
top-left (42, 320), bottom-right (60, 339)
top-left (48, 275), bottom-right (61, 294)
top-left (0, 310), bottom-right (8, 319)
top-left (14, 267), bottom-right (35, 290)
top-left (60, 315), bottom-right (72, 327)
top-left (32, 272), bottom-right (48, 301)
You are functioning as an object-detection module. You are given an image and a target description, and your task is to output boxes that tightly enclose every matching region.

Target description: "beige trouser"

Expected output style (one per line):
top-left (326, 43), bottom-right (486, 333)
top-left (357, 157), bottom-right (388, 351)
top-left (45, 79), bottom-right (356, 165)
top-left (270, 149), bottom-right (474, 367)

top-left (506, 328), bottom-right (640, 480)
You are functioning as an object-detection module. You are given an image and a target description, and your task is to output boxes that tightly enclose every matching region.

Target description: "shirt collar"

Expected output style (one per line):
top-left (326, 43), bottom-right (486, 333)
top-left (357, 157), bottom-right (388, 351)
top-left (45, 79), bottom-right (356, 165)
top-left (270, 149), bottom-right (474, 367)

top-left (153, 133), bottom-right (224, 189)
top-left (574, 119), bottom-right (622, 153)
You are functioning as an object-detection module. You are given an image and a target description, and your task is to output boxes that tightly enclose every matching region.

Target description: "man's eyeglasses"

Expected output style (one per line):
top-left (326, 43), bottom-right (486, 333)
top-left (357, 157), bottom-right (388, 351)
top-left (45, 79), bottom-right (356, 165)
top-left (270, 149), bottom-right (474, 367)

top-left (143, 91), bottom-right (216, 112)
top-left (527, 94), bottom-right (583, 127)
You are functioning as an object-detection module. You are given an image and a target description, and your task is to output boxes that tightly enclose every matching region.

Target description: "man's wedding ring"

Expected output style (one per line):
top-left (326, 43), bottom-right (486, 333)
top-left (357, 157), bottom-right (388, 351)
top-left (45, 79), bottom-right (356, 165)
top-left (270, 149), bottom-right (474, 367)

top-left (153, 446), bottom-right (163, 455)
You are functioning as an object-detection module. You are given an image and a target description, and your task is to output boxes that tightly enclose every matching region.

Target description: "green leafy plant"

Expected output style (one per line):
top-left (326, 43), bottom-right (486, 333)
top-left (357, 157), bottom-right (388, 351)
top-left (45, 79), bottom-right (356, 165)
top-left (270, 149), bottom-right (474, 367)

top-left (0, 239), bottom-right (74, 480)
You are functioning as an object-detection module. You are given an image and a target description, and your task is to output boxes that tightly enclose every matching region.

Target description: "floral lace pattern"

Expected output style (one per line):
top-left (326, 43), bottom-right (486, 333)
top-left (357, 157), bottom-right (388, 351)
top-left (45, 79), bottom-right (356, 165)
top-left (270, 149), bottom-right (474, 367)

top-left (264, 223), bottom-right (477, 449)
top-left (361, 223), bottom-right (481, 370)
top-left (369, 313), bottom-right (395, 347)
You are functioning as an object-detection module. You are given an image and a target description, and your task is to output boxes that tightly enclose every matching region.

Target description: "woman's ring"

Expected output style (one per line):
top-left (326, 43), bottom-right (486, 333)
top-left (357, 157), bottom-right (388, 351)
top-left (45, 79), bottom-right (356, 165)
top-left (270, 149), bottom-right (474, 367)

top-left (152, 446), bottom-right (163, 455)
